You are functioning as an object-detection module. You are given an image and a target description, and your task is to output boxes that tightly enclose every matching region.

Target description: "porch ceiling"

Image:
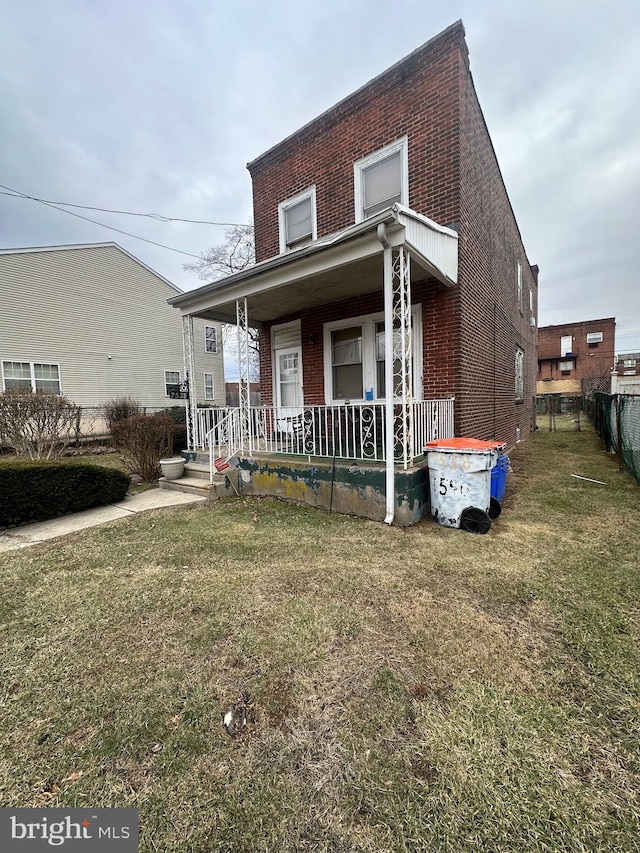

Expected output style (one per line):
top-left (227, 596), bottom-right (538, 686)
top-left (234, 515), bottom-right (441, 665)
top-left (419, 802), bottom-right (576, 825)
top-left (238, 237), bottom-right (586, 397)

top-left (170, 205), bottom-right (458, 326)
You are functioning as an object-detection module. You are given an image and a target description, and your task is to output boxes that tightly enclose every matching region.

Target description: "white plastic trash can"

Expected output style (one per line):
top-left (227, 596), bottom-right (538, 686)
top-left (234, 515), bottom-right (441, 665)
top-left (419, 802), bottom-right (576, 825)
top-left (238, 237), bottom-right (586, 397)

top-left (425, 438), bottom-right (502, 534)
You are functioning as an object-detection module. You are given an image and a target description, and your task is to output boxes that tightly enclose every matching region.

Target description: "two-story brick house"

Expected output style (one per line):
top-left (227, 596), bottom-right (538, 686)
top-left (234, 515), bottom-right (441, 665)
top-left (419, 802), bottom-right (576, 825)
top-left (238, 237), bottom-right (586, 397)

top-left (169, 20), bottom-right (538, 524)
top-left (537, 318), bottom-right (616, 396)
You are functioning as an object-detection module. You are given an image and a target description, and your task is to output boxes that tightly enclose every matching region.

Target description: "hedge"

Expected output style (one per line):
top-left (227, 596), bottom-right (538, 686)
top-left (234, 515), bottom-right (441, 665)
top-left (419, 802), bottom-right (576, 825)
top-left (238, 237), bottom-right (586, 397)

top-left (0, 461), bottom-right (131, 528)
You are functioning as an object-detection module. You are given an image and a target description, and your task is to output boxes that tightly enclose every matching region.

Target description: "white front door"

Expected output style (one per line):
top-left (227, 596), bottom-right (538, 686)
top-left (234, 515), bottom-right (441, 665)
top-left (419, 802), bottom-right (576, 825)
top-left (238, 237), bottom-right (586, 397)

top-left (275, 347), bottom-right (303, 430)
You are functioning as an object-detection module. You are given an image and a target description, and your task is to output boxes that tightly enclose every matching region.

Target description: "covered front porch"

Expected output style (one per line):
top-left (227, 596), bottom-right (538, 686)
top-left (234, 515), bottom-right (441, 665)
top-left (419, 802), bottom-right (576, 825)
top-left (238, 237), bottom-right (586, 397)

top-left (169, 204), bottom-right (458, 524)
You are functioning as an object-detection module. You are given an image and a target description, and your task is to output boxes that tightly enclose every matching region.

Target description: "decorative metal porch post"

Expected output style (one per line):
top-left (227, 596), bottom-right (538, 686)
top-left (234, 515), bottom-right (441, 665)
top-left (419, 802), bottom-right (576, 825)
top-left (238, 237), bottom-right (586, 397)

top-left (182, 314), bottom-right (197, 451)
top-left (392, 246), bottom-right (413, 470)
top-left (236, 297), bottom-right (251, 451)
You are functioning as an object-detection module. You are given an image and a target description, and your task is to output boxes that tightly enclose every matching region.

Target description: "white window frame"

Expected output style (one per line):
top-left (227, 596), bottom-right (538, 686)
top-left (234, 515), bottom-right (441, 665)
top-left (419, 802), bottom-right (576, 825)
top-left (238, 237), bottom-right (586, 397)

top-left (204, 325), bottom-right (218, 354)
top-left (623, 359), bottom-right (637, 368)
top-left (278, 186), bottom-right (317, 253)
top-left (516, 262), bottom-right (522, 310)
top-left (558, 360), bottom-right (575, 372)
top-left (1, 360), bottom-right (62, 394)
top-left (164, 369), bottom-right (181, 397)
top-left (204, 372), bottom-right (215, 400)
top-left (560, 335), bottom-right (573, 357)
top-left (515, 349), bottom-right (524, 400)
top-left (586, 331), bottom-right (603, 344)
top-left (323, 306), bottom-right (422, 404)
top-left (354, 137), bottom-right (409, 224)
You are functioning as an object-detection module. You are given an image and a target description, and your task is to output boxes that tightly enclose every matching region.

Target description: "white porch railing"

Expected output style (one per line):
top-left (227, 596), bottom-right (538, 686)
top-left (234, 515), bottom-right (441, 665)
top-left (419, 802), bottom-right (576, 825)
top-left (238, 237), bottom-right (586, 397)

top-left (197, 399), bottom-right (454, 467)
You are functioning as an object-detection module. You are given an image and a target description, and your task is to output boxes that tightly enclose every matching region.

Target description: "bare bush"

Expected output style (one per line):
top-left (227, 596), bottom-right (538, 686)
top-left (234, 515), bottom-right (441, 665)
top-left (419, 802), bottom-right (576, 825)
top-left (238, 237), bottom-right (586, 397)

top-left (110, 414), bottom-right (174, 480)
top-left (0, 389), bottom-right (81, 460)
top-left (104, 396), bottom-right (141, 433)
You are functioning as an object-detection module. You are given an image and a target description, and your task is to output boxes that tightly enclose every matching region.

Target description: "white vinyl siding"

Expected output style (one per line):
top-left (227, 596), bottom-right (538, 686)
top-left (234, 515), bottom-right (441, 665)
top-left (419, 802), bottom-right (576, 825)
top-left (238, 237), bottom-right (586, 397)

top-left (0, 245), bottom-right (225, 408)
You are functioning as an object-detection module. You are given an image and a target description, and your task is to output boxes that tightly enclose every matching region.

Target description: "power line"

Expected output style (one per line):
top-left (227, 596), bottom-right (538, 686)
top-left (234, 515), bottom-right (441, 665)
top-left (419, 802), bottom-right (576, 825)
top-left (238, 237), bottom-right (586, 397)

top-left (0, 183), bottom-right (207, 259)
top-left (0, 183), bottom-right (245, 227)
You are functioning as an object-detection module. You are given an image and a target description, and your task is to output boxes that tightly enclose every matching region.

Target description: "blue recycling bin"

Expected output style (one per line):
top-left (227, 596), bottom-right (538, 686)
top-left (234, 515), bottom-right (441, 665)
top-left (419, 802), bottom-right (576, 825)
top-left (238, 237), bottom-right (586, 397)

top-left (490, 454), bottom-right (509, 502)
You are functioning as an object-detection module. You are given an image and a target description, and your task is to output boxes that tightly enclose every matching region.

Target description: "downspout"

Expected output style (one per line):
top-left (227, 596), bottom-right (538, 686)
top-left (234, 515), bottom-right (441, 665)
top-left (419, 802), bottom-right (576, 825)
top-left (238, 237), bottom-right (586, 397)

top-left (377, 222), bottom-right (395, 525)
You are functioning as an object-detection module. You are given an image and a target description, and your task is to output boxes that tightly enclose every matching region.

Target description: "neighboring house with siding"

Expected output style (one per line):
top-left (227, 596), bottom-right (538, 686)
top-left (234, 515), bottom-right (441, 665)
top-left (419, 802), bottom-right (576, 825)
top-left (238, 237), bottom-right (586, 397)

top-left (168, 21), bottom-right (538, 525)
top-left (0, 243), bottom-right (224, 413)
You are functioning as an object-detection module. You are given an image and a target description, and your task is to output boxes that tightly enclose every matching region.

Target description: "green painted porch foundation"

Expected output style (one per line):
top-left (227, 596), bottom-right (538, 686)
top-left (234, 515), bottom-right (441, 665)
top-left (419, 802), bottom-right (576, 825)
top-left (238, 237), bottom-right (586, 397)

top-left (235, 453), bottom-right (430, 526)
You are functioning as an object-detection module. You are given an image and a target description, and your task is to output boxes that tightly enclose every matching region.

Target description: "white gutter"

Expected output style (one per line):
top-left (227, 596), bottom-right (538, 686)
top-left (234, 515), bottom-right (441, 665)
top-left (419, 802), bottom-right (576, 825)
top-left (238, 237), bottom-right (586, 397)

top-left (377, 222), bottom-right (395, 525)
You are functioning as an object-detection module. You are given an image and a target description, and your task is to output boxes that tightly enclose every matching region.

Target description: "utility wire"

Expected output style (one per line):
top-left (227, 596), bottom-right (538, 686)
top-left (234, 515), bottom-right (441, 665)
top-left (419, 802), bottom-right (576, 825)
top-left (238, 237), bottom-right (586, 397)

top-left (0, 183), bottom-right (245, 227)
top-left (0, 183), bottom-right (208, 259)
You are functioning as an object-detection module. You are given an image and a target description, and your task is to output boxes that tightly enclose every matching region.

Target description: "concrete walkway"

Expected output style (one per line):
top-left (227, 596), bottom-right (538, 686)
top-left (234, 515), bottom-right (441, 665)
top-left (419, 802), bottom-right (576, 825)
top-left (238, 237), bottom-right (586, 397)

top-left (0, 489), bottom-right (207, 553)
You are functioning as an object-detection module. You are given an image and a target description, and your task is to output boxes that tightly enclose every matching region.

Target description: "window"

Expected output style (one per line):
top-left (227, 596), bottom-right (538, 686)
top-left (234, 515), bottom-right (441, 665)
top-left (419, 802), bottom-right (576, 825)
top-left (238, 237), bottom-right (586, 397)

top-left (331, 326), bottom-right (363, 400)
top-left (324, 308), bottom-right (422, 403)
top-left (586, 331), bottom-right (603, 344)
top-left (623, 359), bottom-right (637, 368)
top-left (354, 137), bottom-right (408, 222)
top-left (204, 373), bottom-right (214, 400)
top-left (278, 187), bottom-right (317, 252)
top-left (558, 360), bottom-right (574, 372)
top-left (529, 287), bottom-right (534, 314)
top-left (164, 370), bottom-right (181, 397)
top-left (515, 349), bottom-right (524, 400)
top-left (2, 360), bottom-right (61, 394)
top-left (560, 335), bottom-right (573, 357)
top-left (204, 326), bottom-right (218, 353)
top-left (516, 262), bottom-right (522, 309)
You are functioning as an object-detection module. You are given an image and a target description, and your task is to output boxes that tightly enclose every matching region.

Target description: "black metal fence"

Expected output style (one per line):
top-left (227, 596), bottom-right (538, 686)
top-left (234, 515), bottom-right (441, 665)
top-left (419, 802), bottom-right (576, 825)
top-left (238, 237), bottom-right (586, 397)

top-left (586, 393), bottom-right (640, 486)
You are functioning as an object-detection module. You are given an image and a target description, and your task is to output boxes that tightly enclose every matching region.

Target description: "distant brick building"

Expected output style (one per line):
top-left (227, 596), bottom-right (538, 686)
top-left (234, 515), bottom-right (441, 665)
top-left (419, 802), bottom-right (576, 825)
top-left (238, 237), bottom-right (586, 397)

top-left (537, 318), bottom-right (616, 396)
top-left (612, 351), bottom-right (640, 395)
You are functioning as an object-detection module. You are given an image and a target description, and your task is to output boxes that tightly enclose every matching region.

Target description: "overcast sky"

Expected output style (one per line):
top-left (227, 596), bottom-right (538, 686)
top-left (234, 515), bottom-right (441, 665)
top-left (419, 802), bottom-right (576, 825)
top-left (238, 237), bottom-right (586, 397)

top-left (2, 0), bottom-right (639, 354)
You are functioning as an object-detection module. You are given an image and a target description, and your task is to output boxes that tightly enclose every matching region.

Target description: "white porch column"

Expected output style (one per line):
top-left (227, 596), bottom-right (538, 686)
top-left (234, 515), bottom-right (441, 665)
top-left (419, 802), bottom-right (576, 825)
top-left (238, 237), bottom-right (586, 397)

top-left (182, 314), bottom-right (197, 450)
top-left (392, 246), bottom-right (413, 470)
top-left (236, 297), bottom-right (251, 451)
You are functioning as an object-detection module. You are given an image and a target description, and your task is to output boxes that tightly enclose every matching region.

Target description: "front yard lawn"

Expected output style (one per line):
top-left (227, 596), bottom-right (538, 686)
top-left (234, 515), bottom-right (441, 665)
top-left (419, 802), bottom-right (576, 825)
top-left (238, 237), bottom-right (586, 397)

top-left (1, 426), bottom-right (639, 852)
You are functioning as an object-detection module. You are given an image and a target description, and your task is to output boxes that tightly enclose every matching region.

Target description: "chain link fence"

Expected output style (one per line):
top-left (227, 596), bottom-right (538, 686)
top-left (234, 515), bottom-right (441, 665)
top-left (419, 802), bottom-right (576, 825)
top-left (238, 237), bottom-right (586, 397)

top-left (586, 393), bottom-right (640, 486)
top-left (536, 395), bottom-right (585, 432)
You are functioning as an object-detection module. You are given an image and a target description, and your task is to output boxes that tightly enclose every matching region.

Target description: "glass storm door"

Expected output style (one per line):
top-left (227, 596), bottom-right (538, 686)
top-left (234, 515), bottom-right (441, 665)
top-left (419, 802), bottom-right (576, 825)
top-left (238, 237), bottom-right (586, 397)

top-left (275, 347), bottom-right (302, 430)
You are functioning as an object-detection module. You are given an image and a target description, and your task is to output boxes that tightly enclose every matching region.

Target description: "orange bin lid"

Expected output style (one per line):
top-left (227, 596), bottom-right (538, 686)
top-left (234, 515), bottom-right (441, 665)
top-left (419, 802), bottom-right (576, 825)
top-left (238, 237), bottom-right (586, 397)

top-left (425, 437), bottom-right (506, 452)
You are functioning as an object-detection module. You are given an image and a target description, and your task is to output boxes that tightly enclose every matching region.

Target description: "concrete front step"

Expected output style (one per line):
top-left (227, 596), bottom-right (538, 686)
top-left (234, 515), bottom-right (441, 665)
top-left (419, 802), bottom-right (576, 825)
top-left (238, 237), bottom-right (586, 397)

top-left (184, 461), bottom-right (211, 481)
top-left (159, 474), bottom-right (238, 501)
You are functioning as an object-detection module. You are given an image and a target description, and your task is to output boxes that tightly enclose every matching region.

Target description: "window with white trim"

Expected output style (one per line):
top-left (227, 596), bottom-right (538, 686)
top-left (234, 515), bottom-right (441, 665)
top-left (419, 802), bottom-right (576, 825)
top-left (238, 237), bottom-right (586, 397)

top-left (516, 262), bottom-right (522, 309)
top-left (515, 349), bottom-right (524, 400)
top-left (623, 359), bottom-right (637, 367)
top-left (558, 359), bottom-right (574, 375)
top-left (587, 331), bottom-right (603, 347)
top-left (204, 372), bottom-right (214, 400)
top-left (164, 370), bottom-right (181, 397)
top-left (2, 360), bottom-right (61, 394)
top-left (354, 137), bottom-right (408, 222)
top-left (278, 187), bottom-right (317, 253)
top-left (560, 335), bottom-right (573, 356)
top-left (324, 308), bottom-right (422, 403)
top-left (204, 326), bottom-right (218, 353)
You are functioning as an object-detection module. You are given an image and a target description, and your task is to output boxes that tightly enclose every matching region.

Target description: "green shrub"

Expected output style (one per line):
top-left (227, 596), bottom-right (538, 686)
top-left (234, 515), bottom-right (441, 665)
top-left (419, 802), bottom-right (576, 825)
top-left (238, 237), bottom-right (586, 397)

top-left (104, 396), bottom-right (141, 433)
top-left (111, 414), bottom-right (174, 480)
top-left (0, 461), bottom-right (130, 528)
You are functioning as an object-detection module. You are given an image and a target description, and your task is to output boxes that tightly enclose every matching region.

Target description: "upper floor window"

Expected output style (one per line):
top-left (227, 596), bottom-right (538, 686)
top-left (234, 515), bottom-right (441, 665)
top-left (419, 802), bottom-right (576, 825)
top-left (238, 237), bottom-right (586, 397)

top-left (560, 335), bottom-right (573, 356)
top-left (623, 358), bottom-right (637, 368)
top-left (586, 331), bottom-right (603, 347)
top-left (516, 262), bottom-right (522, 309)
top-left (204, 325), bottom-right (218, 353)
top-left (515, 349), bottom-right (524, 400)
top-left (2, 360), bottom-right (61, 394)
top-left (278, 187), bottom-right (317, 253)
top-left (354, 137), bottom-right (408, 223)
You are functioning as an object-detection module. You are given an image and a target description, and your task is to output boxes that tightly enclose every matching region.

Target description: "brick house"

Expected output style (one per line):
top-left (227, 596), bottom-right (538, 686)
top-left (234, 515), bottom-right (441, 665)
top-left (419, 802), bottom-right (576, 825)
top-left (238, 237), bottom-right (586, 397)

top-left (169, 20), bottom-right (538, 524)
top-left (537, 318), bottom-right (616, 396)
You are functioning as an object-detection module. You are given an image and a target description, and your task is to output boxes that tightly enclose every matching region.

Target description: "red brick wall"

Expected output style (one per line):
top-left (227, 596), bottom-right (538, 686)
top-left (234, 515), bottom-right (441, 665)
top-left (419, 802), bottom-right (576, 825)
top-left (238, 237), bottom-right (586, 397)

top-left (251, 21), bottom-right (538, 449)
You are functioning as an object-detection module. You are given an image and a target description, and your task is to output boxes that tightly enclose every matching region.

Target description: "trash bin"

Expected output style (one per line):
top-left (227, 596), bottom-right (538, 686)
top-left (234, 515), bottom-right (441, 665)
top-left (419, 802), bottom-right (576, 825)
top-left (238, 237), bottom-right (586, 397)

top-left (490, 453), bottom-right (509, 503)
top-left (425, 438), bottom-right (504, 534)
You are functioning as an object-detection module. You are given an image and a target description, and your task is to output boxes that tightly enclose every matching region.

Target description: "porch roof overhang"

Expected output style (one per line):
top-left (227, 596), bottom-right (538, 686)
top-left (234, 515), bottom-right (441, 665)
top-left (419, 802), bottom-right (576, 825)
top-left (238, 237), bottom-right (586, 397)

top-left (169, 204), bottom-right (458, 326)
